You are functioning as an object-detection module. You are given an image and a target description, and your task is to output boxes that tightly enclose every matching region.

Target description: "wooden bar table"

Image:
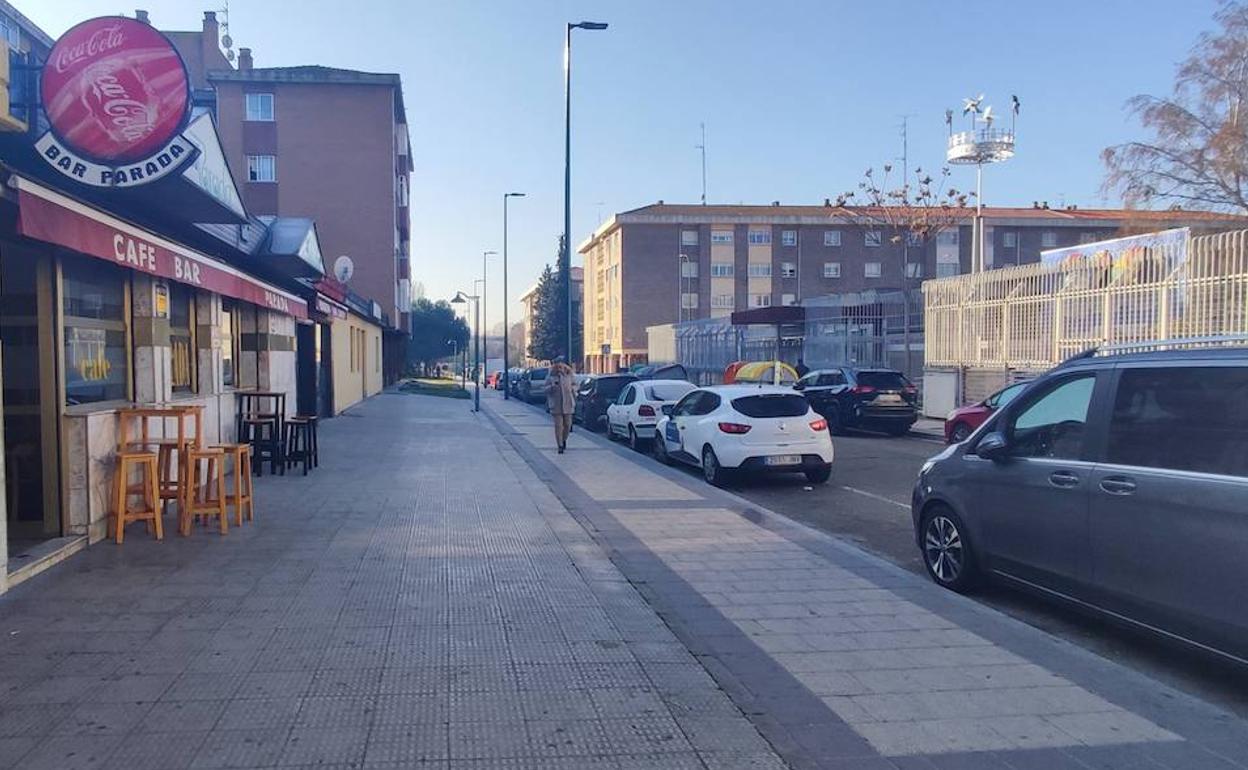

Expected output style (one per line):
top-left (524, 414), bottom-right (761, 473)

top-left (117, 405), bottom-right (203, 520)
top-left (236, 391), bottom-right (287, 475)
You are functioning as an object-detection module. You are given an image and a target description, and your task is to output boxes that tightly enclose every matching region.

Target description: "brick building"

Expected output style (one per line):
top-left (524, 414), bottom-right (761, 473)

top-left (578, 202), bottom-right (1239, 373)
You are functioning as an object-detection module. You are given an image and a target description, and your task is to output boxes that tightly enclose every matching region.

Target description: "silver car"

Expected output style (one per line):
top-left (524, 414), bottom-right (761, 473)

top-left (912, 346), bottom-right (1248, 665)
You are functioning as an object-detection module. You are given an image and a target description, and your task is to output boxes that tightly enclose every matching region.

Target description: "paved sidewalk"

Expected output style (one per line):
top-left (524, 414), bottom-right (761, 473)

top-left (0, 392), bottom-right (781, 769)
top-left (485, 391), bottom-right (1248, 769)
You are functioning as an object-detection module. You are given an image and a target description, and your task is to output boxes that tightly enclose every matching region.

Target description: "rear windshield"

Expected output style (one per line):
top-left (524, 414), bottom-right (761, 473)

top-left (530, 368), bottom-right (549, 380)
top-left (857, 371), bottom-right (909, 390)
top-left (596, 377), bottom-right (633, 399)
top-left (647, 382), bottom-right (694, 402)
top-left (731, 394), bottom-right (809, 418)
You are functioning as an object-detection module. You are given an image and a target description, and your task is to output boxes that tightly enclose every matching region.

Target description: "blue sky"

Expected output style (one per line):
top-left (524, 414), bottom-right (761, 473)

top-left (30, 1), bottom-right (1217, 329)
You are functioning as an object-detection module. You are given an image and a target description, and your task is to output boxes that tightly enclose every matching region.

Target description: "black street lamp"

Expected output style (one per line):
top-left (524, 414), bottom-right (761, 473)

top-left (563, 20), bottom-right (608, 368)
top-left (503, 192), bottom-right (525, 399)
top-left (451, 285), bottom-right (483, 412)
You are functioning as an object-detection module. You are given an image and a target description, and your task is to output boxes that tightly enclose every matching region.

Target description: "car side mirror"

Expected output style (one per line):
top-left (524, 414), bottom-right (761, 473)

top-left (661, 404), bottom-right (675, 416)
top-left (793, 382), bottom-right (805, 391)
top-left (975, 431), bottom-right (1009, 461)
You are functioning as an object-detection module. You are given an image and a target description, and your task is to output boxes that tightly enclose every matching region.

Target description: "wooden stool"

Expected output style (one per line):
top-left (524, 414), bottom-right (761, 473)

top-left (153, 440), bottom-right (185, 516)
top-left (213, 444), bottom-right (254, 526)
top-left (112, 452), bottom-right (162, 544)
top-left (284, 418), bottom-right (315, 476)
top-left (241, 416), bottom-right (284, 477)
top-left (181, 448), bottom-right (228, 537)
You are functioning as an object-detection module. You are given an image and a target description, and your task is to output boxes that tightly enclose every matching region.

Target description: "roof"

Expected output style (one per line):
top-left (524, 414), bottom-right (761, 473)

top-left (0, 0), bottom-right (52, 48)
top-left (208, 65), bottom-right (408, 122)
top-left (1061, 345), bottom-right (1248, 369)
top-left (699, 383), bottom-right (802, 396)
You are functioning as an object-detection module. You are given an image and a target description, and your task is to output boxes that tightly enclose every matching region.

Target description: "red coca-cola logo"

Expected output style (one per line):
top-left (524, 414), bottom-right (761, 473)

top-left (41, 17), bottom-right (190, 164)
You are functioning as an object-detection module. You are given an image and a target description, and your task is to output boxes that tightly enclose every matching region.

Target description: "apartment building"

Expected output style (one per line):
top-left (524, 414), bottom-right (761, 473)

top-left (578, 202), bottom-right (1239, 373)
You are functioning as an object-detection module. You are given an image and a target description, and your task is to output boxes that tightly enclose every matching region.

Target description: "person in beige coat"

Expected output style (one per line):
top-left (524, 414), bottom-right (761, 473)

top-left (545, 357), bottom-right (577, 454)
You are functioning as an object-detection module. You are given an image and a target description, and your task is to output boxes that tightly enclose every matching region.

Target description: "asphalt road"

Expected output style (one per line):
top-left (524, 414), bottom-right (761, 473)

top-left (511, 393), bottom-right (1248, 718)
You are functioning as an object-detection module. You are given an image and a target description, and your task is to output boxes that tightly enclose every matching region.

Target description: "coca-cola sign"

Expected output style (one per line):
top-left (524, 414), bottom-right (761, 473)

top-left (37, 16), bottom-right (195, 187)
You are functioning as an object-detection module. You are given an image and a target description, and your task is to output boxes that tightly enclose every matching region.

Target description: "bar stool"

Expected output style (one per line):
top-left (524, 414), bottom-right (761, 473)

top-left (181, 447), bottom-right (228, 536)
top-left (214, 444), bottom-right (254, 526)
top-left (284, 418), bottom-right (315, 476)
top-left (112, 452), bottom-right (162, 544)
top-left (241, 416), bottom-right (284, 477)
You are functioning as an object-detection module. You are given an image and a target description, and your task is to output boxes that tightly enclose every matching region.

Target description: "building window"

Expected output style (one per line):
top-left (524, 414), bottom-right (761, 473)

top-left (1079, 232), bottom-right (1098, 244)
top-left (681, 230), bottom-right (699, 246)
top-left (747, 263), bottom-right (772, 278)
top-left (681, 292), bottom-right (699, 309)
top-left (1003, 231), bottom-right (1018, 248)
top-left (781, 230), bottom-right (797, 246)
top-left (823, 262), bottom-right (841, 278)
top-left (937, 262), bottom-right (959, 278)
top-left (710, 262), bottom-right (734, 277)
top-left (904, 262), bottom-right (923, 279)
top-left (712, 294), bottom-right (734, 308)
top-left (865, 262), bottom-right (882, 278)
top-left (247, 155), bottom-right (276, 182)
top-left (1041, 231), bottom-right (1058, 248)
top-left (221, 300), bottom-right (238, 387)
top-left (937, 230), bottom-right (959, 246)
top-left (864, 230), bottom-right (883, 247)
top-left (781, 293), bottom-right (797, 306)
top-left (749, 293), bottom-right (772, 308)
top-left (680, 260), bottom-right (698, 278)
top-left (747, 229), bottom-right (772, 245)
top-left (780, 262), bottom-right (797, 278)
top-left (711, 230), bottom-right (733, 244)
top-left (905, 231), bottom-right (923, 247)
top-left (596, 298), bottom-right (605, 318)
top-left (245, 92), bottom-right (274, 121)
top-left (824, 230), bottom-right (842, 247)
top-left (169, 283), bottom-right (196, 394)
top-left (61, 256), bottom-right (129, 405)
top-left (375, 337), bottom-right (380, 373)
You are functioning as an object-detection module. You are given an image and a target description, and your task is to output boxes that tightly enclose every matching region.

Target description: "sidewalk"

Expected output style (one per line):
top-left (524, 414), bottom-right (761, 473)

top-left (0, 391), bottom-right (781, 769)
top-left (485, 391), bottom-right (1248, 769)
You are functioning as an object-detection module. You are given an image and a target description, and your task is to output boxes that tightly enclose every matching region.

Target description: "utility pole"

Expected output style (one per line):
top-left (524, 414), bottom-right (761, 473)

top-left (697, 122), bottom-right (707, 205)
top-left (898, 115), bottom-right (915, 379)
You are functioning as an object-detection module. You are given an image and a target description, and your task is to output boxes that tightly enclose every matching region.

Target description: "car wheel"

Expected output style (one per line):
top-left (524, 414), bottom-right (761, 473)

top-left (605, 422), bottom-right (618, 441)
top-left (920, 505), bottom-right (980, 593)
top-left (949, 422), bottom-right (972, 443)
top-left (828, 405), bottom-right (848, 436)
top-left (653, 435), bottom-right (672, 465)
top-left (804, 464), bottom-right (832, 484)
top-left (628, 425), bottom-right (644, 452)
top-left (702, 446), bottom-right (729, 487)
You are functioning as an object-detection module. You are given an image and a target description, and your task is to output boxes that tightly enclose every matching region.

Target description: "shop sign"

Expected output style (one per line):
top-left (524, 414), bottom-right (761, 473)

top-left (153, 281), bottom-right (169, 318)
top-left (315, 297), bottom-right (348, 320)
top-left (16, 179), bottom-right (308, 319)
top-left (36, 16), bottom-right (196, 187)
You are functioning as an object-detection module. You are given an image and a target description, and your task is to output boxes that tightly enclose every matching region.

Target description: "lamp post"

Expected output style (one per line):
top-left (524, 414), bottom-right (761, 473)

top-left (482, 251), bottom-right (497, 398)
top-left (563, 20), bottom-right (608, 368)
top-left (678, 253), bottom-right (690, 323)
top-left (447, 339), bottom-right (458, 381)
top-left (503, 193), bottom-right (525, 400)
top-left (451, 286), bottom-right (483, 412)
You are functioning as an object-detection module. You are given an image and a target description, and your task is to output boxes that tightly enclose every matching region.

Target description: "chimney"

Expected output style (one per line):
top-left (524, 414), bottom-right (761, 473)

top-left (203, 11), bottom-right (218, 40)
top-left (135, 9), bottom-right (150, 24)
top-left (1042, 201), bottom-right (1050, 209)
top-left (238, 47), bottom-right (253, 70)
top-left (771, 200), bottom-right (780, 206)
top-left (824, 198), bottom-right (831, 207)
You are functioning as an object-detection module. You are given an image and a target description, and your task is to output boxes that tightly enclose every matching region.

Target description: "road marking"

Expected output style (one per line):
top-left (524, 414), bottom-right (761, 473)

top-left (840, 485), bottom-right (909, 509)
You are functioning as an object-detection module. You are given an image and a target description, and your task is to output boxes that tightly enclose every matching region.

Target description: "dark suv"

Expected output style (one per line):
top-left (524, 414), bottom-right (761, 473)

top-left (574, 374), bottom-right (637, 430)
top-left (795, 367), bottom-right (918, 436)
top-left (912, 346), bottom-right (1248, 664)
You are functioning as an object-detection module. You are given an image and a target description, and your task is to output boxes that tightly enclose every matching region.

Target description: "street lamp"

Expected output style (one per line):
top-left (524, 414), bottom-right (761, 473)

top-left (482, 250), bottom-right (498, 399)
top-left (563, 20), bottom-right (608, 368)
top-left (678, 253), bottom-right (690, 323)
top-left (451, 286), bottom-right (482, 412)
top-left (503, 192), bottom-right (526, 400)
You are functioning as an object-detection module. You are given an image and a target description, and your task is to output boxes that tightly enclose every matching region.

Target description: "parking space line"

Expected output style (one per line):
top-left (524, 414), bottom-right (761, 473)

top-left (840, 485), bottom-right (909, 509)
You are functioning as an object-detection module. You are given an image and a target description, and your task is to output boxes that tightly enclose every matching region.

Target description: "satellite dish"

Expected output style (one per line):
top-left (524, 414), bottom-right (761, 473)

top-left (333, 255), bottom-right (355, 283)
top-left (222, 33), bottom-right (233, 48)
top-left (226, 48), bottom-right (235, 61)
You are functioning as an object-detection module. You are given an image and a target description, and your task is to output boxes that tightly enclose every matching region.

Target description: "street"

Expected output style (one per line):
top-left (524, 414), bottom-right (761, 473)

top-left (519, 395), bottom-right (1248, 723)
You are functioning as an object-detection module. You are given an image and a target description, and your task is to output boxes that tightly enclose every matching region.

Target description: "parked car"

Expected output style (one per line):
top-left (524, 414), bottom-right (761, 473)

top-left (485, 370), bottom-right (503, 389)
top-left (632, 363), bottom-right (690, 381)
top-left (795, 367), bottom-right (918, 436)
top-left (574, 373), bottom-right (637, 430)
top-left (912, 346), bottom-right (1248, 665)
top-left (606, 379), bottom-right (697, 450)
top-left (516, 367), bottom-right (549, 403)
top-left (653, 385), bottom-right (833, 486)
top-left (944, 380), bottom-right (1031, 443)
top-left (506, 368), bottom-right (525, 396)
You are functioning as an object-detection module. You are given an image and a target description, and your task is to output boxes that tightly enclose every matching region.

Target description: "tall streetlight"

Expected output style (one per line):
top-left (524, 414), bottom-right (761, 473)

top-left (482, 250), bottom-right (497, 390)
top-left (502, 193), bottom-right (525, 399)
top-left (451, 283), bottom-right (483, 412)
top-left (563, 20), bottom-right (608, 369)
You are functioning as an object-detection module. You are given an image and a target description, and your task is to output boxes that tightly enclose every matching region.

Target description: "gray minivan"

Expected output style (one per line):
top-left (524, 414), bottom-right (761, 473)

top-left (912, 346), bottom-right (1248, 664)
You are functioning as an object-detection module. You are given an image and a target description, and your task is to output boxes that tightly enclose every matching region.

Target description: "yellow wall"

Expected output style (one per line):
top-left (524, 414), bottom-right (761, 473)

top-left (331, 313), bottom-right (383, 414)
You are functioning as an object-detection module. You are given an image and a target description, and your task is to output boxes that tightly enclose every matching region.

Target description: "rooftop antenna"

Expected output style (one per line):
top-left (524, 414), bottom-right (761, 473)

top-left (696, 122), bottom-right (707, 205)
top-left (947, 92), bottom-right (1017, 273)
top-left (219, 1), bottom-right (235, 62)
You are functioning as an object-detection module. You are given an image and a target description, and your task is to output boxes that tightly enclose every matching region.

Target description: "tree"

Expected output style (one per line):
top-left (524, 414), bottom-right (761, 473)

top-left (407, 297), bottom-right (469, 371)
top-left (528, 236), bottom-right (584, 365)
top-left (834, 164), bottom-right (971, 375)
top-left (1103, 2), bottom-right (1248, 212)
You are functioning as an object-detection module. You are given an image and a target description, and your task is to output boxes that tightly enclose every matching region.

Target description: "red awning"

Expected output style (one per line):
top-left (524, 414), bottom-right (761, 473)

top-left (14, 176), bottom-right (308, 320)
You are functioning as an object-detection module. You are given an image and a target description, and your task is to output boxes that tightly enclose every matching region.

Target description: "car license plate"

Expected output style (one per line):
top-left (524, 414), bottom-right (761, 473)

top-left (876, 393), bottom-right (903, 404)
top-left (766, 455), bottom-right (802, 466)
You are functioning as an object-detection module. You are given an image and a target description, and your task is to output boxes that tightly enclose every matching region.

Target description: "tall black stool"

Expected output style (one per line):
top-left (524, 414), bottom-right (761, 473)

top-left (285, 417), bottom-right (315, 476)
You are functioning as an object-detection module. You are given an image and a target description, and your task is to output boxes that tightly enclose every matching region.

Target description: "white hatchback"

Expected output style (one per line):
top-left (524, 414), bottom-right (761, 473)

top-left (606, 379), bottom-right (697, 451)
top-left (653, 384), bottom-right (834, 486)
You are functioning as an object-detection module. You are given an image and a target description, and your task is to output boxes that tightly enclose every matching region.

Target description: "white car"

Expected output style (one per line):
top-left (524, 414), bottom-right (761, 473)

top-left (653, 384), bottom-right (834, 486)
top-left (605, 379), bottom-right (697, 451)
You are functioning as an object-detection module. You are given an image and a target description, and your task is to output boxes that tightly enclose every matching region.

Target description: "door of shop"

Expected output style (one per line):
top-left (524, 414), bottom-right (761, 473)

top-left (1, 244), bottom-right (62, 551)
top-left (296, 322), bottom-right (317, 417)
top-left (318, 323), bottom-right (333, 417)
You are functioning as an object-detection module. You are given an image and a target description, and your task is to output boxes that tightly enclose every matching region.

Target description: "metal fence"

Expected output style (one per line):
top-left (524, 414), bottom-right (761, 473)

top-left (924, 229), bottom-right (1248, 369)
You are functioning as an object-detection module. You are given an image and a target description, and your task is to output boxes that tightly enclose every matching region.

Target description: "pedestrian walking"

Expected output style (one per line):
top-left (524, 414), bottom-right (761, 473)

top-left (546, 357), bottom-right (576, 454)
